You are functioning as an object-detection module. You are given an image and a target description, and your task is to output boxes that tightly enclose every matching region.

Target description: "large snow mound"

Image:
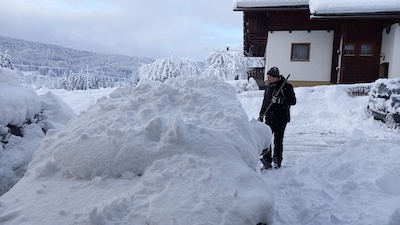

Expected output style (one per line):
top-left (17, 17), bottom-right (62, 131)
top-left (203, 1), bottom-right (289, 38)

top-left (6, 76), bottom-right (274, 224)
top-left (32, 76), bottom-right (270, 179)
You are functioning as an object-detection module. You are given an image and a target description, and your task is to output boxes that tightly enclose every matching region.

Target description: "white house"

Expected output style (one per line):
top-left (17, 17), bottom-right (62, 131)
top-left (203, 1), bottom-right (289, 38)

top-left (234, 0), bottom-right (400, 87)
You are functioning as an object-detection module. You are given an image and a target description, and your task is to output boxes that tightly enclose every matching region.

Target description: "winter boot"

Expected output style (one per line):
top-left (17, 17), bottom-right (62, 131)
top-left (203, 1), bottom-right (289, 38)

top-left (261, 163), bottom-right (272, 171)
top-left (260, 157), bottom-right (272, 171)
top-left (273, 157), bottom-right (280, 169)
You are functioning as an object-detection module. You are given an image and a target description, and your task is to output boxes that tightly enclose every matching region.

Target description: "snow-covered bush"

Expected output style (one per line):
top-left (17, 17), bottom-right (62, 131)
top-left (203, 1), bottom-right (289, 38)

top-left (137, 56), bottom-right (202, 84)
top-left (203, 49), bottom-right (264, 81)
top-left (225, 77), bottom-right (259, 93)
top-left (0, 51), bottom-right (13, 70)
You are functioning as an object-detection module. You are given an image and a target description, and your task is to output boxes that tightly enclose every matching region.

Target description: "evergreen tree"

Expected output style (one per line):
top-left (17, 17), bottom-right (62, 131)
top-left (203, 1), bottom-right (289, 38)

top-left (56, 69), bottom-right (125, 90)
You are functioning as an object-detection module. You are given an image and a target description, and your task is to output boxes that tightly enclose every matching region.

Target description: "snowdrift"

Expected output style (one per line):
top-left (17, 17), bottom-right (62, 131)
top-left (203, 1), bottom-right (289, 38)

top-left (0, 76), bottom-right (274, 225)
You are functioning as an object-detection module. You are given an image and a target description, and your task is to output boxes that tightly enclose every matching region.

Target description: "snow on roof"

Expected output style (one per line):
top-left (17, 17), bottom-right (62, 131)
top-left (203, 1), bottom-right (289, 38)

top-left (309, 0), bottom-right (400, 15)
top-left (234, 0), bottom-right (400, 14)
top-left (233, 0), bottom-right (309, 10)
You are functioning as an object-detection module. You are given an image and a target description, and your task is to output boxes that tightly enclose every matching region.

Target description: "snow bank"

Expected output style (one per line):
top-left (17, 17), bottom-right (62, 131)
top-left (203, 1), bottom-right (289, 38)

top-left (0, 68), bottom-right (76, 196)
top-left (37, 91), bottom-right (77, 132)
top-left (1, 76), bottom-right (274, 224)
top-left (0, 68), bottom-right (41, 127)
top-left (293, 129), bottom-right (400, 224)
top-left (32, 77), bottom-right (270, 179)
top-left (290, 85), bottom-right (368, 134)
top-left (35, 87), bottom-right (117, 114)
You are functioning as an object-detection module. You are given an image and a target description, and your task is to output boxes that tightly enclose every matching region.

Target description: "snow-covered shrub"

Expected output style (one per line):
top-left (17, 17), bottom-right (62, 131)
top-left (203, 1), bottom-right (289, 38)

top-left (203, 49), bottom-right (245, 80)
top-left (225, 77), bottom-right (259, 93)
top-left (137, 56), bottom-right (201, 84)
top-left (246, 76), bottom-right (259, 91)
top-left (203, 49), bottom-right (264, 81)
top-left (0, 51), bottom-right (13, 70)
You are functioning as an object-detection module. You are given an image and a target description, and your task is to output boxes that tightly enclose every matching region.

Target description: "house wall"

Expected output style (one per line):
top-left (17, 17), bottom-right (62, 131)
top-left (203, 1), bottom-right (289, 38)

top-left (265, 30), bottom-right (333, 82)
top-left (382, 23), bottom-right (400, 78)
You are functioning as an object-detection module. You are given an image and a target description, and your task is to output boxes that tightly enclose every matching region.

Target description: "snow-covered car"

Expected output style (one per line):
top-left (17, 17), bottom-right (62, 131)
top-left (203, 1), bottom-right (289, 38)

top-left (367, 78), bottom-right (400, 128)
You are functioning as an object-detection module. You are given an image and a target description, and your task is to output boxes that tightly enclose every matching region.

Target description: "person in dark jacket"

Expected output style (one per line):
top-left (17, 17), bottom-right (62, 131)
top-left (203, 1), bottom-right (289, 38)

top-left (258, 66), bottom-right (296, 169)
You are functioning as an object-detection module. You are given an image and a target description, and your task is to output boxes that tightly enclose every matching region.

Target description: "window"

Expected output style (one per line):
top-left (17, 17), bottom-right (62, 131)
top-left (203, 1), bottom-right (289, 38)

top-left (344, 44), bottom-right (355, 56)
top-left (360, 44), bottom-right (373, 56)
top-left (291, 43), bottom-right (310, 61)
top-left (344, 43), bottom-right (375, 57)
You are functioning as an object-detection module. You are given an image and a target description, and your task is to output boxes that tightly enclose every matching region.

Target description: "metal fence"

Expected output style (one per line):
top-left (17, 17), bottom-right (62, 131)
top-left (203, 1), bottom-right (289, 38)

top-left (345, 85), bottom-right (371, 98)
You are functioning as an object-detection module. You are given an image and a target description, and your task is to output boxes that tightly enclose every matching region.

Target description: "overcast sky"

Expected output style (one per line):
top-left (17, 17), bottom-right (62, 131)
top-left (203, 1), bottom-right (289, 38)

top-left (0, 0), bottom-right (243, 61)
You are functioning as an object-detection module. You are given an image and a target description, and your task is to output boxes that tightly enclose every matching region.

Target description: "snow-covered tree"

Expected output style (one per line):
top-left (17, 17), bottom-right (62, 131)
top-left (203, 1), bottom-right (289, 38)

top-left (203, 49), bottom-right (263, 81)
top-left (55, 69), bottom-right (129, 90)
top-left (137, 56), bottom-right (202, 84)
top-left (57, 69), bottom-right (92, 90)
top-left (0, 51), bottom-right (13, 70)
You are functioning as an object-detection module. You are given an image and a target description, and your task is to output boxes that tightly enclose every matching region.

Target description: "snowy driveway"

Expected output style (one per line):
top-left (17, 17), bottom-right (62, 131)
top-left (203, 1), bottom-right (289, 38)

top-left (239, 88), bottom-right (400, 225)
top-left (283, 131), bottom-right (346, 167)
top-left (262, 124), bottom-right (400, 225)
top-left (284, 128), bottom-right (400, 168)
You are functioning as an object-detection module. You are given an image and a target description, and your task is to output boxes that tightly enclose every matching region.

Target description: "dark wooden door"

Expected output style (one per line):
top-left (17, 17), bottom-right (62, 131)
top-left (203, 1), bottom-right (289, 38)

top-left (341, 21), bottom-right (383, 83)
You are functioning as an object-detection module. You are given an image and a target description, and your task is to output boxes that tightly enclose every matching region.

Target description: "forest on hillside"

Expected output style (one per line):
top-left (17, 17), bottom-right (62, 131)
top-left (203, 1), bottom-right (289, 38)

top-left (0, 36), bottom-right (263, 91)
top-left (0, 36), bottom-right (154, 79)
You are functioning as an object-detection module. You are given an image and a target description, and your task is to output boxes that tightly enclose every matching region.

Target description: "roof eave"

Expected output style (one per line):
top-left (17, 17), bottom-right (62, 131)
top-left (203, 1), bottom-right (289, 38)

top-left (234, 5), bottom-right (309, 12)
top-left (311, 11), bottom-right (400, 19)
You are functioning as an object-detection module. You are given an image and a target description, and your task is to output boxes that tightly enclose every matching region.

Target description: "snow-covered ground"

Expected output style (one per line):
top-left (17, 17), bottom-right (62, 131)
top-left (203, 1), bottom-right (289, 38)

top-left (1, 67), bottom-right (400, 225)
top-left (239, 87), bottom-right (400, 225)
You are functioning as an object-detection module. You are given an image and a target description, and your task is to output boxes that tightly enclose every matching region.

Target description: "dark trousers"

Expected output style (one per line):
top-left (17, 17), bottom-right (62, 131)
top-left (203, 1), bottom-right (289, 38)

top-left (262, 122), bottom-right (287, 166)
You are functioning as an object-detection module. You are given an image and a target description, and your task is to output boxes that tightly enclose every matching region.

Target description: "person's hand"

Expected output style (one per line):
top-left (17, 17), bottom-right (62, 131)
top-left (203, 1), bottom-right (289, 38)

top-left (258, 116), bottom-right (264, 122)
top-left (271, 96), bottom-right (284, 104)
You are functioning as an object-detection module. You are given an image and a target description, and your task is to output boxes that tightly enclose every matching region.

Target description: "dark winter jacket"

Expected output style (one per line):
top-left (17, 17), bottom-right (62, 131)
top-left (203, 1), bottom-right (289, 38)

top-left (259, 76), bottom-right (296, 125)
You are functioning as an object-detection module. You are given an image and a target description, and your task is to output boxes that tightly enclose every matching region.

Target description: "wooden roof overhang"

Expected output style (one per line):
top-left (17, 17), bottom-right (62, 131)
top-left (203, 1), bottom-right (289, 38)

top-left (233, 5), bottom-right (309, 12)
top-left (311, 12), bottom-right (400, 20)
top-left (234, 3), bottom-right (400, 20)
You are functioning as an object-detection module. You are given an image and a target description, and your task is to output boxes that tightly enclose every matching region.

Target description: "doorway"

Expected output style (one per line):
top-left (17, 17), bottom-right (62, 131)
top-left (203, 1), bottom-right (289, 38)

top-left (379, 62), bottom-right (389, 78)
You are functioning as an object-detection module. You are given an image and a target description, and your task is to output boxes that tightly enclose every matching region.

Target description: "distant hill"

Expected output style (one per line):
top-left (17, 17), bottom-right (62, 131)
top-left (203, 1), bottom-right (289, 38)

top-left (0, 35), bottom-right (155, 80)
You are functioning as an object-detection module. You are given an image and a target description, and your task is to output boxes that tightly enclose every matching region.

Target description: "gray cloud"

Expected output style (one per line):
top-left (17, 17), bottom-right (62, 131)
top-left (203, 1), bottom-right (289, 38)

top-left (0, 0), bottom-right (243, 61)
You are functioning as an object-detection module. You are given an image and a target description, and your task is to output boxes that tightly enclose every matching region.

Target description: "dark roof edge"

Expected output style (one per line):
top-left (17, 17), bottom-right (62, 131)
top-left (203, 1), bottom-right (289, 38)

top-left (233, 5), bottom-right (309, 12)
top-left (311, 11), bottom-right (400, 19)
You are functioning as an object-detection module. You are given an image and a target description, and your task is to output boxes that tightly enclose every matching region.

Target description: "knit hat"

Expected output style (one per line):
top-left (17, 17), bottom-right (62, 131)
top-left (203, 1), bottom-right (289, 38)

top-left (267, 67), bottom-right (280, 77)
